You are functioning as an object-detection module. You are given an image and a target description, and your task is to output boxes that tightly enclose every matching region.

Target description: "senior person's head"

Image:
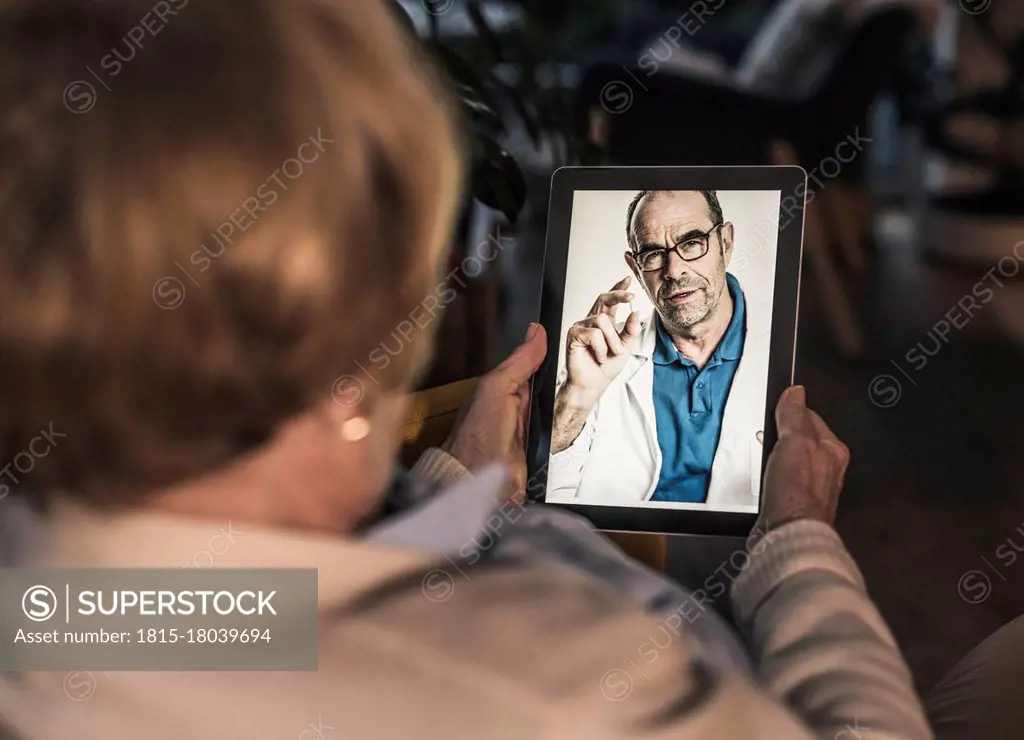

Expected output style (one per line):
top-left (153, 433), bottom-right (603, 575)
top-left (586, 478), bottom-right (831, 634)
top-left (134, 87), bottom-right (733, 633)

top-left (0, 0), bottom-right (475, 531)
top-left (625, 190), bottom-right (735, 333)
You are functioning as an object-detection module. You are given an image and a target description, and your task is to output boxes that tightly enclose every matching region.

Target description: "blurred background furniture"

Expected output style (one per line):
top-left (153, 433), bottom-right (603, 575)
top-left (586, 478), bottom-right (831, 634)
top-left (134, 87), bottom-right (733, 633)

top-left (392, 0), bottom-right (1024, 691)
top-left (920, 4), bottom-right (1024, 257)
top-left (913, 1), bottom-right (1024, 345)
top-left (574, 1), bottom-right (934, 356)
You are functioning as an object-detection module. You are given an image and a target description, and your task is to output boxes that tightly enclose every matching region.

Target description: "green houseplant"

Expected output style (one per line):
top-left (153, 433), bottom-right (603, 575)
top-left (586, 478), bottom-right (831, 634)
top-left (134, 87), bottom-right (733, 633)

top-left (391, 0), bottom-right (611, 221)
top-left (387, 0), bottom-right (620, 391)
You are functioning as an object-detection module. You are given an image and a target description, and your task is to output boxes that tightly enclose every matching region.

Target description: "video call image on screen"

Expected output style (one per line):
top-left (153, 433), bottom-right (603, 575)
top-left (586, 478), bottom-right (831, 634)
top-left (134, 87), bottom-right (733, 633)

top-left (545, 189), bottom-right (782, 513)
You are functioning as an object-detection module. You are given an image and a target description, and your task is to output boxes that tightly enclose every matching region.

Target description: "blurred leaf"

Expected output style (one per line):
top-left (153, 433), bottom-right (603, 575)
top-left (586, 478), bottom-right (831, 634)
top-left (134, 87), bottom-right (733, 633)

top-left (485, 71), bottom-right (542, 146)
top-left (464, 96), bottom-right (506, 136)
top-left (466, 0), bottom-right (506, 65)
top-left (387, 0), bottom-right (624, 222)
top-left (428, 6), bottom-right (439, 40)
top-left (505, 36), bottom-right (541, 97)
top-left (430, 44), bottom-right (503, 112)
top-left (470, 138), bottom-right (527, 222)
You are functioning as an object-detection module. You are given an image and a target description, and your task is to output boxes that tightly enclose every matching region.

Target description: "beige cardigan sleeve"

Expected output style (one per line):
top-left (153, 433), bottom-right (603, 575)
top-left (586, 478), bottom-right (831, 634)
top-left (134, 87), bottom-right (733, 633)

top-left (410, 447), bottom-right (471, 488)
top-left (729, 520), bottom-right (932, 739)
top-left (550, 521), bottom-right (932, 740)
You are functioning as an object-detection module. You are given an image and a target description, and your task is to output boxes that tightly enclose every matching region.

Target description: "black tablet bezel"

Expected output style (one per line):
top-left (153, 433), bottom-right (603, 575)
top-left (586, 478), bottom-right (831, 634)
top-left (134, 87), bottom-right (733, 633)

top-left (526, 166), bottom-right (805, 537)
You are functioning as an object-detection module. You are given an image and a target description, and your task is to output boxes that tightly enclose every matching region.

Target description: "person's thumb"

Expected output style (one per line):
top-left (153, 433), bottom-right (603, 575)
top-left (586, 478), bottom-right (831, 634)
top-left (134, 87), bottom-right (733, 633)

top-left (493, 323), bottom-right (548, 389)
top-left (775, 385), bottom-right (808, 436)
top-left (619, 311), bottom-right (642, 349)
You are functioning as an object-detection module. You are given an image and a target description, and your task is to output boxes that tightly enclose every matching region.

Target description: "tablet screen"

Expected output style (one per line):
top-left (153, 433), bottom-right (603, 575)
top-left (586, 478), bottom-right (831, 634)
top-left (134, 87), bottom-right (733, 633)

top-left (543, 189), bottom-right (782, 514)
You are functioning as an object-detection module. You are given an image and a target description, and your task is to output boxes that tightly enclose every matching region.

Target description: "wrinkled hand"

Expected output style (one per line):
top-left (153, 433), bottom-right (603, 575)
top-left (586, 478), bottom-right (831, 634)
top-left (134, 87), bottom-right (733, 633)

top-left (562, 276), bottom-right (642, 410)
top-left (756, 386), bottom-right (850, 532)
top-left (442, 323), bottom-right (548, 501)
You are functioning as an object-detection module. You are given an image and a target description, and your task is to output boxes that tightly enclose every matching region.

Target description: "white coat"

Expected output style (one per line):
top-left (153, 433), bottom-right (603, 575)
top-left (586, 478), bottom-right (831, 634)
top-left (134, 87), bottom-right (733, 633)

top-left (546, 293), bottom-right (771, 512)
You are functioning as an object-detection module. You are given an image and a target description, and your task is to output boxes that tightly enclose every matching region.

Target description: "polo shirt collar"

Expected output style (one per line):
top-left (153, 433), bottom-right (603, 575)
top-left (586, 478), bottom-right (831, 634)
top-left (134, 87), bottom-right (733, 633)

top-left (652, 313), bottom-right (683, 366)
top-left (718, 273), bottom-right (746, 362)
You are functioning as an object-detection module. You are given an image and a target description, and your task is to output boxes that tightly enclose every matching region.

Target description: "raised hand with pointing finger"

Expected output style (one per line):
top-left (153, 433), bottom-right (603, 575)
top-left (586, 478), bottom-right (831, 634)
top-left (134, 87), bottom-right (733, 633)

top-left (551, 276), bottom-right (643, 454)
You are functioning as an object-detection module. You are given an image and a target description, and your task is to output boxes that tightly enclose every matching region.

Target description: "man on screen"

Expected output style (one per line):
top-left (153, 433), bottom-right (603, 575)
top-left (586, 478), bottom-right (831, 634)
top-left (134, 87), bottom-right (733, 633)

top-left (546, 189), bottom-right (769, 509)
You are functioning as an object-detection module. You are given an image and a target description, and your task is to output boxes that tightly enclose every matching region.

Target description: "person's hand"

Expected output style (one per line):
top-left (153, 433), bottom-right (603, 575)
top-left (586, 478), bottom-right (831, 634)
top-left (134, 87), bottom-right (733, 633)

top-left (562, 276), bottom-right (643, 410)
top-left (441, 323), bottom-right (548, 500)
top-left (756, 386), bottom-right (850, 532)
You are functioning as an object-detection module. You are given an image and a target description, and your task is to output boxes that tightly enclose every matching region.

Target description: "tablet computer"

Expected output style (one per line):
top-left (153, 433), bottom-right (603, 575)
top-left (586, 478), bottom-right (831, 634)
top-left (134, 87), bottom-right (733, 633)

top-left (526, 166), bottom-right (806, 536)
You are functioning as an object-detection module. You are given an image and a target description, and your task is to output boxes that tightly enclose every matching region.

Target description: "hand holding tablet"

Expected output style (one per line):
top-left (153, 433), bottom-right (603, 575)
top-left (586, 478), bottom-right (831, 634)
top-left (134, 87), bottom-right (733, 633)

top-left (757, 385), bottom-right (850, 532)
top-left (528, 166), bottom-right (807, 536)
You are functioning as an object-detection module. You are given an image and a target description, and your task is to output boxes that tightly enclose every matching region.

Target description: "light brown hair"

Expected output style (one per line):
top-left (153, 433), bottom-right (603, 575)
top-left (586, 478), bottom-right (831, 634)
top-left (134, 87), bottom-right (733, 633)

top-left (0, 0), bottom-right (464, 504)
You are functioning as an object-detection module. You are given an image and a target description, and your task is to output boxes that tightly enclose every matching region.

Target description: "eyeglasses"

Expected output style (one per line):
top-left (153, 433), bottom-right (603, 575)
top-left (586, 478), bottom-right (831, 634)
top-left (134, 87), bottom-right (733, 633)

top-left (633, 223), bottom-right (724, 272)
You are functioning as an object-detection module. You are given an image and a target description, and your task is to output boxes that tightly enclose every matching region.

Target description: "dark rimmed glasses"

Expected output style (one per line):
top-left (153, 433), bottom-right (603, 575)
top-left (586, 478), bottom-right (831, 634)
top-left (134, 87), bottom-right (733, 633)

top-left (633, 223), bottom-right (724, 272)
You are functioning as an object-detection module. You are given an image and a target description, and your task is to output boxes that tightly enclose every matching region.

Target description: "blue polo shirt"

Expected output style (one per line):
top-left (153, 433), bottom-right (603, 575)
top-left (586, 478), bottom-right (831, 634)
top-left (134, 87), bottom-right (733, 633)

top-left (649, 274), bottom-right (746, 503)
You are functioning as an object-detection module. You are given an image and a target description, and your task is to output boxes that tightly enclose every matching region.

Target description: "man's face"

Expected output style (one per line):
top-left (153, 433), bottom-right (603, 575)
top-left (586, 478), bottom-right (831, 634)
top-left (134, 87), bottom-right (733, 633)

top-left (626, 191), bottom-right (732, 332)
